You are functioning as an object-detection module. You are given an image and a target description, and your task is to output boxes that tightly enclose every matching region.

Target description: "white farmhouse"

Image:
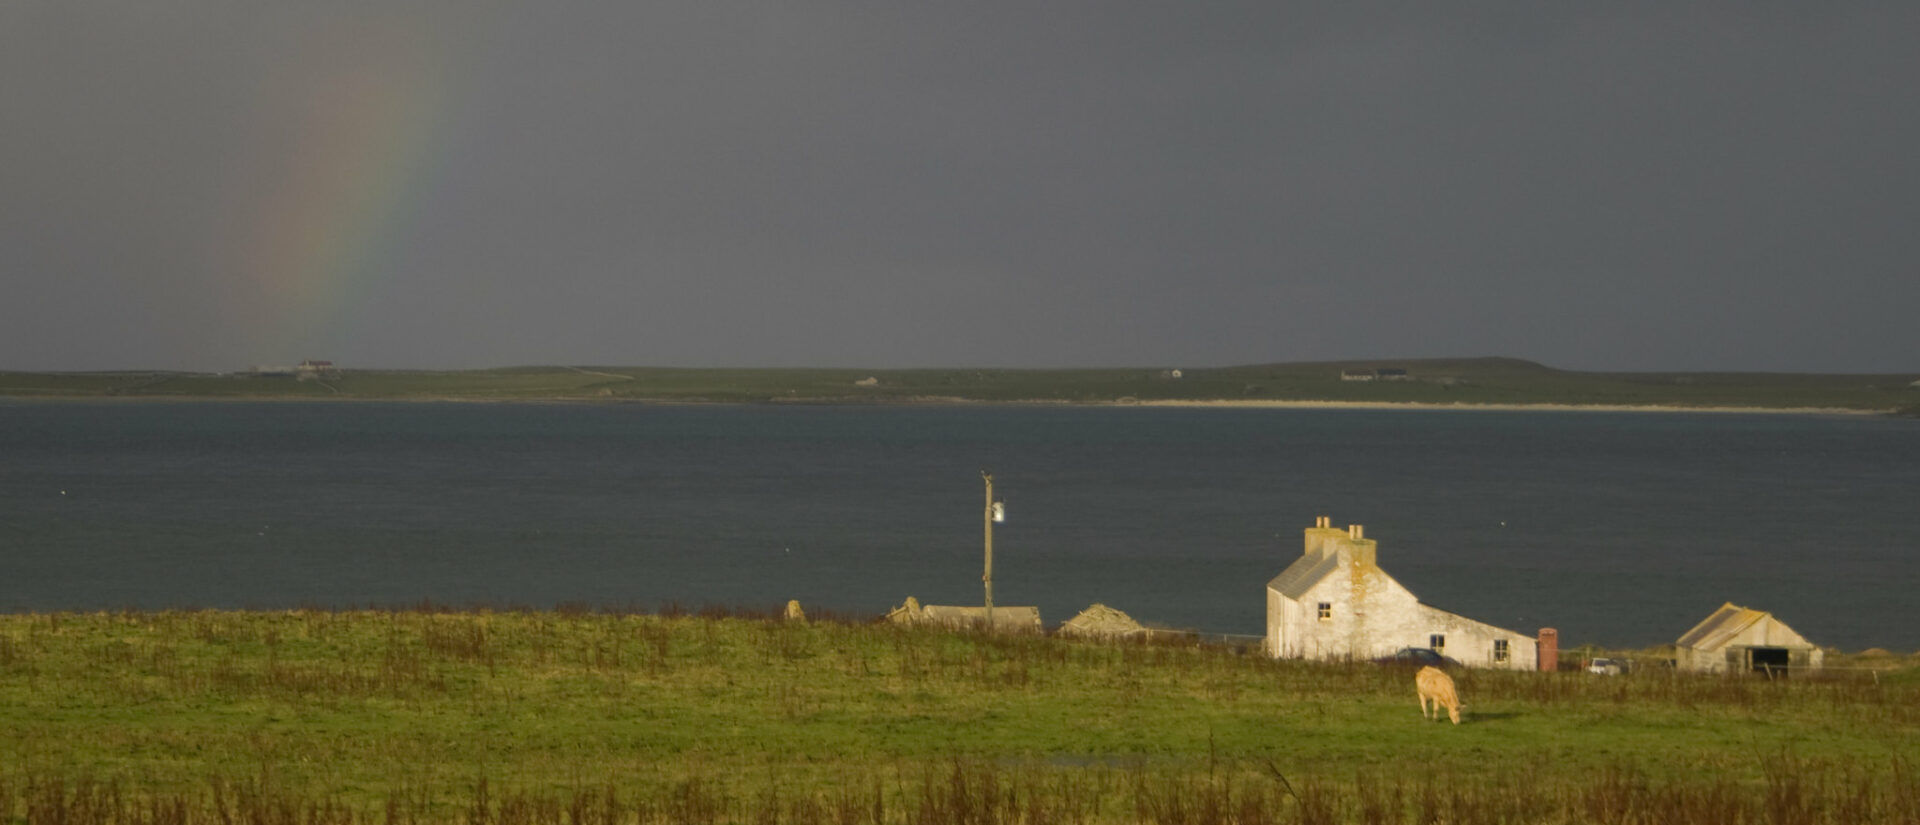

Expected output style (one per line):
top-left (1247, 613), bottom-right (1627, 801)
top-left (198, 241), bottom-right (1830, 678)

top-left (1265, 516), bottom-right (1538, 669)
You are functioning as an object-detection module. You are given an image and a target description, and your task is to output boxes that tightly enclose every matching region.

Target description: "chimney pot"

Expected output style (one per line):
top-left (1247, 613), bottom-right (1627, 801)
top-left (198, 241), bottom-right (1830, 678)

top-left (1348, 524), bottom-right (1363, 539)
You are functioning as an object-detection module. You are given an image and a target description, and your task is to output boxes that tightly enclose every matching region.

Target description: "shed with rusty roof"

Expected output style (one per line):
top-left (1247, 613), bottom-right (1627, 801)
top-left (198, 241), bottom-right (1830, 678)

top-left (1675, 602), bottom-right (1823, 675)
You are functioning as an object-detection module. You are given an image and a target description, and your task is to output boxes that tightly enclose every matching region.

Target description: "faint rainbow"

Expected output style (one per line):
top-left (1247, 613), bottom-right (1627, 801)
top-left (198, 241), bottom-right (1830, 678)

top-left (223, 19), bottom-right (458, 363)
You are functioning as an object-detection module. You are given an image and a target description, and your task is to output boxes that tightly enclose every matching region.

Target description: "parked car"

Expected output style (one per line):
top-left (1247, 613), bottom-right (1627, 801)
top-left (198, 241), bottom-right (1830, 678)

top-left (1587, 657), bottom-right (1624, 675)
top-left (1375, 647), bottom-right (1459, 668)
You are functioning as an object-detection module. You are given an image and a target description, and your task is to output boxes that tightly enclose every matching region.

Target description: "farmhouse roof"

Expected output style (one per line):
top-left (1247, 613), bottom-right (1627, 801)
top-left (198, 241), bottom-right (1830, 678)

top-left (1676, 602), bottom-right (1812, 651)
top-left (1267, 551), bottom-right (1341, 600)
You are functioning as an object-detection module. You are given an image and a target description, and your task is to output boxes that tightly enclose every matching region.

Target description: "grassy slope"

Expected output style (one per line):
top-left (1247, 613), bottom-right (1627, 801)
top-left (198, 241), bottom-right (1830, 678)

top-left (3, 357), bottom-right (1917, 409)
top-left (1, 609), bottom-right (1915, 822)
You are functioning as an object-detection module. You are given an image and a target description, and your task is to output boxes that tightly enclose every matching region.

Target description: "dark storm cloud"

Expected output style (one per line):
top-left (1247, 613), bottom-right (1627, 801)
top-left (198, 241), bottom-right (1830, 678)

top-left (3, 4), bottom-right (1915, 371)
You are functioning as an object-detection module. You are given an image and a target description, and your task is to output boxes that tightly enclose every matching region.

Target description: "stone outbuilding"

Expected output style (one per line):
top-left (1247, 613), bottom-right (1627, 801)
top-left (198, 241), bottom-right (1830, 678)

top-left (1674, 602), bottom-right (1824, 675)
top-left (1057, 603), bottom-right (1148, 640)
top-left (886, 597), bottom-right (1042, 632)
top-left (1266, 516), bottom-right (1538, 669)
top-left (885, 596), bottom-right (926, 624)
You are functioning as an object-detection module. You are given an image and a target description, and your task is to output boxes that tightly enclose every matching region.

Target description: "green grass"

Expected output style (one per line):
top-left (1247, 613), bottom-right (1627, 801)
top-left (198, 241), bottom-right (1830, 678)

top-left (4, 357), bottom-right (1917, 410)
top-left (2, 608), bottom-right (1916, 823)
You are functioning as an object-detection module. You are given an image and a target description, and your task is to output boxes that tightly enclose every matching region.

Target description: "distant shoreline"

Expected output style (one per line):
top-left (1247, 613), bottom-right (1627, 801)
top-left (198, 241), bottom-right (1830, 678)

top-left (6, 359), bottom-right (1911, 413)
top-left (0, 393), bottom-right (1895, 415)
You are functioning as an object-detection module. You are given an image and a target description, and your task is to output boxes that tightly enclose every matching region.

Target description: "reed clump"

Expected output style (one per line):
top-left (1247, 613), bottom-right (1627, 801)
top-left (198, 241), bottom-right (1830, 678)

top-left (3, 757), bottom-right (1916, 824)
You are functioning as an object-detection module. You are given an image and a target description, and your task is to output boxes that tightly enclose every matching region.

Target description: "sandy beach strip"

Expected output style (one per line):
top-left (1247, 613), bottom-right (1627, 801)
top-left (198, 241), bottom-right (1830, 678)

top-left (1129, 399), bottom-right (1889, 415)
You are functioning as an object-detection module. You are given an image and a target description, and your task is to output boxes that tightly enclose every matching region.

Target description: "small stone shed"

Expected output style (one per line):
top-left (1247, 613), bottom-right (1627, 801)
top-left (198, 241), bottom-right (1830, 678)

top-left (1057, 603), bottom-right (1147, 640)
top-left (1675, 602), bottom-right (1824, 675)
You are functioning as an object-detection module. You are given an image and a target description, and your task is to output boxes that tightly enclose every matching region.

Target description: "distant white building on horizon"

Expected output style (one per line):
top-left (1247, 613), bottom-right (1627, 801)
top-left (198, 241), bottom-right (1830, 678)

top-left (296, 359), bottom-right (338, 378)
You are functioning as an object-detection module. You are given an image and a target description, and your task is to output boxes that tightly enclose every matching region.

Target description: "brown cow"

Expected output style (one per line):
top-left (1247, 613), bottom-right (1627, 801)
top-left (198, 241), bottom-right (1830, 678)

top-left (1415, 666), bottom-right (1463, 724)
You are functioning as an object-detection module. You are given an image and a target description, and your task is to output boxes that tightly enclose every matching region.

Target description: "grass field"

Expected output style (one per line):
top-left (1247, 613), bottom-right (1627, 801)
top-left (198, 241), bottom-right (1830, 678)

top-left (3, 357), bottom-right (1917, 411)
top-left (2, 608), bottom-right (1915, 824)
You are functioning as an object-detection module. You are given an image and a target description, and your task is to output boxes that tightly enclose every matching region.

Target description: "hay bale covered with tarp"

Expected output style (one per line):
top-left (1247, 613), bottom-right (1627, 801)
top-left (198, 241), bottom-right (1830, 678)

top-left (1058, 603), bottom-right (1147, 640)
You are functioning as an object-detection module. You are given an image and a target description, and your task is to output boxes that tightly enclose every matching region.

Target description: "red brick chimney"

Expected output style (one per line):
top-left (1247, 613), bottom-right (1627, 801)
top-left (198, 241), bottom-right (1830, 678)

top-left (1537, 628), bottom-right (1559, 672)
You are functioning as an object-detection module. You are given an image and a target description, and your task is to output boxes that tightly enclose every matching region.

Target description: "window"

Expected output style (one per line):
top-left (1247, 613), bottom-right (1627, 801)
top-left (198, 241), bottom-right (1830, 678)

top-left (1316, 602), bottom-right (1331, 621)
top-left (1429, 634), bottom-right (1446, 651)
top-left (1494, 639), bottom-right (1510, 663)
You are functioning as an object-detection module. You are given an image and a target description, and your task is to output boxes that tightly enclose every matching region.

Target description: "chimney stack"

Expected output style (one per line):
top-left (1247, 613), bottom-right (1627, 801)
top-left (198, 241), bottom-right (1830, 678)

top-left (1537, 628), bottom-right (1559, 672)
top-left (1304, 516), bottom-right (1339, 558)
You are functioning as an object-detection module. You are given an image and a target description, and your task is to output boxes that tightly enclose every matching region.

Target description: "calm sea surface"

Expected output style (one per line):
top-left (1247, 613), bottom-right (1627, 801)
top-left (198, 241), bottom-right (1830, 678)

top-left (2, 401), bottom-right (1916, 650)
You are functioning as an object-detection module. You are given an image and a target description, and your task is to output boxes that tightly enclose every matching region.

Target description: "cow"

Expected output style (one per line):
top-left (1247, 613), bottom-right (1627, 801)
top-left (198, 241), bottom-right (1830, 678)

top-left (1415, 665), bottom-right (1463, 724)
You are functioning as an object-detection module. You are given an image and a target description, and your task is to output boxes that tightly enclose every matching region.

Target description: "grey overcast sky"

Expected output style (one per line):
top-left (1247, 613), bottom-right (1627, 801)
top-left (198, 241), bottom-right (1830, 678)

top-left (3, 4), bottom-right (1916, 373)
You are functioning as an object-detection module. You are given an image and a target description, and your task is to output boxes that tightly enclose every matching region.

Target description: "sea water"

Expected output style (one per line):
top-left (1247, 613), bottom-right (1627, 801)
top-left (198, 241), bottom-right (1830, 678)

top-left (2, 401), bottom-right (1916, 650)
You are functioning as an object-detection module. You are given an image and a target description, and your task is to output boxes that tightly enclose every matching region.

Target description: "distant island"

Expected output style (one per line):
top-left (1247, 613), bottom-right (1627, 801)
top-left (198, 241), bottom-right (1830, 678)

top-left (3, 357), bottom-right (1917, 413)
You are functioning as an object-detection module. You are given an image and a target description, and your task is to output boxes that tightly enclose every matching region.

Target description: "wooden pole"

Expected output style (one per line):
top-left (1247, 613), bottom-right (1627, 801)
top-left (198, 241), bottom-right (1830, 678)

top-left (982, 470), bottom-right (993, 629)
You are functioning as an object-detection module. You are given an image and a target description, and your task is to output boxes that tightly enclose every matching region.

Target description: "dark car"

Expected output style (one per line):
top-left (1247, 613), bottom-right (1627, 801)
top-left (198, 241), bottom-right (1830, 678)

top-left (1374, 647), bottom-right (1459, 668)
